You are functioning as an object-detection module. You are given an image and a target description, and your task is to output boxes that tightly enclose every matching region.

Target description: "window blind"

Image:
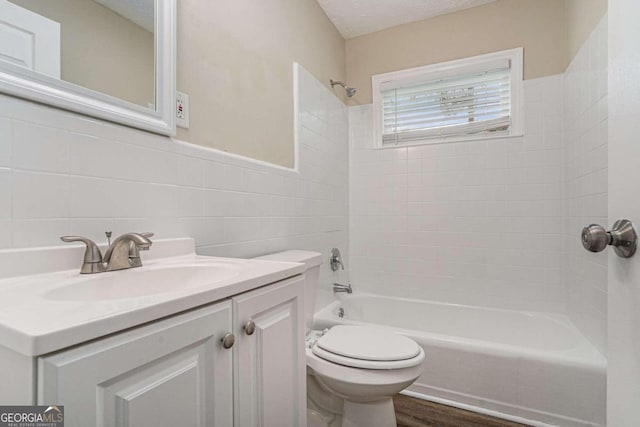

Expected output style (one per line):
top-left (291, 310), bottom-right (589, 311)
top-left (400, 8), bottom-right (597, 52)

top-left (381, 62), bottom-right (512, 145)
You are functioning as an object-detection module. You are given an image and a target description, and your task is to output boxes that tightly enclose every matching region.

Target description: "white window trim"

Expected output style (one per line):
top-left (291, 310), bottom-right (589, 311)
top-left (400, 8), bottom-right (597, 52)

top-left (372, 48), bottom-right (524, 149)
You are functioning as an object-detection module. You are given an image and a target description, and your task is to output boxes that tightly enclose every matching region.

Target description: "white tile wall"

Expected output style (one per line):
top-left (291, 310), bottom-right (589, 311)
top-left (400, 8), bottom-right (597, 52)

top-left (0, 64), bottom-right (349, 311)
top-left (564, 16), bottom-right (608, 355)
top-left (349, 75), bottom-right (566, 312)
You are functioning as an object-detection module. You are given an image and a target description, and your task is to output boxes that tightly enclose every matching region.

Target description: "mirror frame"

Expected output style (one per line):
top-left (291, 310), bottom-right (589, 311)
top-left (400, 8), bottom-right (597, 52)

top-left (0, 0), bottom-right (176, 135)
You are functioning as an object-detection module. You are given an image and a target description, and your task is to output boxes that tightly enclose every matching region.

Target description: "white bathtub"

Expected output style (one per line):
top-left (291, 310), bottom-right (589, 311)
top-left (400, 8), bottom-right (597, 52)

top-left (314, 294), bottom-right (606, 427)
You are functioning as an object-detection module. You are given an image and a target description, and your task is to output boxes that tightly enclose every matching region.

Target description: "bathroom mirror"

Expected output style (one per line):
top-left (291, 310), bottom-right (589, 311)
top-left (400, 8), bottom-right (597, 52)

top-left (0, 0), bottom-right (176, 135)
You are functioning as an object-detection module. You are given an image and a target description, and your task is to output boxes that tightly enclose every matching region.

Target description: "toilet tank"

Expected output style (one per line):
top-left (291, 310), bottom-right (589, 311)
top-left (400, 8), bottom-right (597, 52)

top-left (253, 250), bottom-right (322, 332)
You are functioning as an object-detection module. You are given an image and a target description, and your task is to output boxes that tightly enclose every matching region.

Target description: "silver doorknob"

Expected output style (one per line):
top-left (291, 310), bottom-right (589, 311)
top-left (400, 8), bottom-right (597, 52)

top-left (243, 320), bottom-right (256, 336)
top-left (221, 333), bottom-right (235, 349)
top-left (581, 224), bottom-right (609, 253)
top-left (582, 219), bottom-right (637, 258)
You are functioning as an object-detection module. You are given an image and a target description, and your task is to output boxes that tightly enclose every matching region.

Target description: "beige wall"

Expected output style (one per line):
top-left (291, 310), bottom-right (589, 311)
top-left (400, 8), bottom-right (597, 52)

top-left (345, 0), bottom-right (568, 105)
top-left (10, 0), bottom-right (155, 107)
top-left (9, 0), bottom-right (606, 168)
top-left (566, 0), bottom-right (608, 62)
top-left (176, 0), bottom-right (346, 168)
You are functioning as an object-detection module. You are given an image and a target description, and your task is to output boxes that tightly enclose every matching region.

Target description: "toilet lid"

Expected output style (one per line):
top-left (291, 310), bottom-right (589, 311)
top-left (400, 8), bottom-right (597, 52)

top-left (315, 325), bottom-right (421, 362)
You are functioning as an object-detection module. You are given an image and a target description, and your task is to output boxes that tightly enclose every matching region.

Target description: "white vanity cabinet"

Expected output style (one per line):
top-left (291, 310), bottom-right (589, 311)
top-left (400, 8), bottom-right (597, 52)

top-left (233, 276), bottom-right (306, 427)
top-left (35, 275), bottom-right (306, 427)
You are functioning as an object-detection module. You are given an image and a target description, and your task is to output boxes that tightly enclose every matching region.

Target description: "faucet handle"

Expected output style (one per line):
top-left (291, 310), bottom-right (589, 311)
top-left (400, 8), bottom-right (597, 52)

top-left (129, 232), bottom-right (154, 253)
top-left (60, 236), bottom-right (102, 262)
top-left (60, 236), bottom-right (104, 274)
top-left (127, 232), bottom-right (154, 268)
top-left (330, 248), bottom-right (344, 271)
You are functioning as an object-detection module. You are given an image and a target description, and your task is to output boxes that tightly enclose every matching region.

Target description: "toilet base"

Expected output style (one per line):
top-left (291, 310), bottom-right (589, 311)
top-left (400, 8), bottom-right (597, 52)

top-left (342, 398), bottom-right (397, 427)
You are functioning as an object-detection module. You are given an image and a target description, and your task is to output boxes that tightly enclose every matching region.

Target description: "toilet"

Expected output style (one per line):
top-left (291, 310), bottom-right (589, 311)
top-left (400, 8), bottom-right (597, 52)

top-left (254, 250), bottom-right (425, 427)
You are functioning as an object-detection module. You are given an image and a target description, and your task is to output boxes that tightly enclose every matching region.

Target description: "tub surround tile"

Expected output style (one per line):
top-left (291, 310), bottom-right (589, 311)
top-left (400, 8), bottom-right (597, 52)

top-left (349, 74), bottom-right (566, 313)
top-left (563, 16), bottom-right (608, 356)
top-left (0, 220), bottom-right (11, 248)
top-left (0, 168), bottom-right (11, 219)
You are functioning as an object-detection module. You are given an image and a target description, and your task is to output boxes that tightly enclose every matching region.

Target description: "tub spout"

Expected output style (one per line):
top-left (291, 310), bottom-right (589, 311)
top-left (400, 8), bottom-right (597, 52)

top-left (333, 283), bottom-right (352, 294)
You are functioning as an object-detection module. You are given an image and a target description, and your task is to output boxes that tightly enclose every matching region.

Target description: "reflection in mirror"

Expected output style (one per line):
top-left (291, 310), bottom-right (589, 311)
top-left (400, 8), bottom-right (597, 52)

top-left (3, 0), bottom-right (155, 108)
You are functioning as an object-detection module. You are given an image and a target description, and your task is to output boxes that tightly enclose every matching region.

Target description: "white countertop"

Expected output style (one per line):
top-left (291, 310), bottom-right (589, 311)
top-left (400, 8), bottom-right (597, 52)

top-left (0, 238), bottom-right (305, 356)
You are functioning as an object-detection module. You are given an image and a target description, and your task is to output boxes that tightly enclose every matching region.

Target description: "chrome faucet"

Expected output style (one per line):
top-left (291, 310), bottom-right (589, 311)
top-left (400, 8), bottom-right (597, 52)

top-left (61, 232), bottom-right (153, 274)
top-left (333, 283), bottom-right (352, 294)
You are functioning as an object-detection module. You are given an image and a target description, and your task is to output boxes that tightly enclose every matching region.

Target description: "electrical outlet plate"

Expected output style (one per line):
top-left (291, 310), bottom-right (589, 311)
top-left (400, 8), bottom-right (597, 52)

top-left (176, 91), bottom-right (190, 129)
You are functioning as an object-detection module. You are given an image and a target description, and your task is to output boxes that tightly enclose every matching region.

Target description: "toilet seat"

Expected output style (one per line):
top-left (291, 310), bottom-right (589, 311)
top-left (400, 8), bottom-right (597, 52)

top-left (311, 325), bottom-right (425, 370)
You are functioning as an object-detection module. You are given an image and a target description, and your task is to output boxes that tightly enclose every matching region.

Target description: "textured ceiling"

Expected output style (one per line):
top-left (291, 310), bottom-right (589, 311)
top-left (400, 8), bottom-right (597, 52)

top-left (317, 0), bottom-right (498, 39)
top-left (94, 0), bottom-right (154, 33)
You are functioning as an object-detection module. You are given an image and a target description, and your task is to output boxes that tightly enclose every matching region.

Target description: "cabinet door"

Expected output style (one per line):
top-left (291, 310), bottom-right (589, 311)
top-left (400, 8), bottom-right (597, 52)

top-left (38, 302), bottom-right (234, 427)
top-left (233, 276), bottom-right (306, 427)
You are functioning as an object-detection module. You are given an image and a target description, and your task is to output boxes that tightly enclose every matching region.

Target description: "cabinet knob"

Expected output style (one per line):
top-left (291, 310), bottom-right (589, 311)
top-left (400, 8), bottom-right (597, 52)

top-left (221, 333), bottom-right (235, 349)
top-left (243, 320), bottom-right (256, 336)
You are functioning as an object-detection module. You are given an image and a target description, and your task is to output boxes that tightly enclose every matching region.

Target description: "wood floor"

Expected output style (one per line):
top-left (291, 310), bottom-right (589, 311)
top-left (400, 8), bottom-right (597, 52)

top-left (394, 394), bottom-right (531, 427)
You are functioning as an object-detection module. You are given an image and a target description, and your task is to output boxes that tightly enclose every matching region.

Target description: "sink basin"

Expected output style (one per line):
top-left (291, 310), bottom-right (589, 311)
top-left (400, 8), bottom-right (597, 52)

top-left (44, 261), bottom-right (242, 301)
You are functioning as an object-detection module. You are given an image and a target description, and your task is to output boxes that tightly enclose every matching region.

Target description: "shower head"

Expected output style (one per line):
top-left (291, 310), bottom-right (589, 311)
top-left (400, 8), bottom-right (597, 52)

top-left (330, 79), bottom-right (357, 98)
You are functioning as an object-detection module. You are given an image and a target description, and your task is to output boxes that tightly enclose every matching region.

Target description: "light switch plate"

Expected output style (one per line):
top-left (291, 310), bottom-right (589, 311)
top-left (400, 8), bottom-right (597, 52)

top-left (176, 91), bottom-right (190, 129)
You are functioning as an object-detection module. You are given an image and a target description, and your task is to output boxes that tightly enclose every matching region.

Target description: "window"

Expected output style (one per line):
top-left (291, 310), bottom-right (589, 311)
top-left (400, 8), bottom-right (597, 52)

top-left (372, 48), bottom-right (523, 147)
